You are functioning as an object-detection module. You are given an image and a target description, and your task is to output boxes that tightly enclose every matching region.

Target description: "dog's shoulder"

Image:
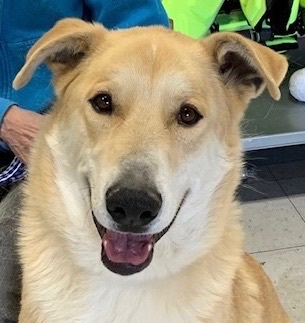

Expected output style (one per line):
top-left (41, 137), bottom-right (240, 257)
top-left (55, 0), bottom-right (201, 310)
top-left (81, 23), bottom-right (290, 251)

top-left (231, 253), bottom-right (290, 323)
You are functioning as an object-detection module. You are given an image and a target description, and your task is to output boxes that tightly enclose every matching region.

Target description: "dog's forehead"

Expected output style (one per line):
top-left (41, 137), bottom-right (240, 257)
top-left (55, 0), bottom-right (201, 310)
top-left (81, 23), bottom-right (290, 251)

top-left (110, 65), bottom-right (193, 99)
top-left (86, 31), bottom-right (208, 99)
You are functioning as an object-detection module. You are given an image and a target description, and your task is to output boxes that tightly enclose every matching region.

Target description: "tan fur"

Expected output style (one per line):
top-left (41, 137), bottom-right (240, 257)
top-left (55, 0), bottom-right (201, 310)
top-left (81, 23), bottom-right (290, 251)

top-left (14, 19), bottom-right (289, 322)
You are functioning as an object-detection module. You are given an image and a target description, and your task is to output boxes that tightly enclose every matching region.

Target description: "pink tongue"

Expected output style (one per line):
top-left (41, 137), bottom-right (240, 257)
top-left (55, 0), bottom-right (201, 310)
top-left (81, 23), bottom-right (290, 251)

top-left (103, 230), bottom-right (153, 266)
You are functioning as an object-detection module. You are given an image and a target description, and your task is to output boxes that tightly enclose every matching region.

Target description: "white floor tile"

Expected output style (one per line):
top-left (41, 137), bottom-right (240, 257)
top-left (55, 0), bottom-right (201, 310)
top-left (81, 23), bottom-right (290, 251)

top-left (241, 197), bottom-right (305, 253)
top-left (287, 194), bottom-right (305, 222)
top-left (253, 247), bottom-right (305, 323)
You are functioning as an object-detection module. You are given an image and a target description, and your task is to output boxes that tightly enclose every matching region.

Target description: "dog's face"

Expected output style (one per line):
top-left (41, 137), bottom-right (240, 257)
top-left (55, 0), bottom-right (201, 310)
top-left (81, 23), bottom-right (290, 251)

top-left (14, 19), bottom-right (287, 279)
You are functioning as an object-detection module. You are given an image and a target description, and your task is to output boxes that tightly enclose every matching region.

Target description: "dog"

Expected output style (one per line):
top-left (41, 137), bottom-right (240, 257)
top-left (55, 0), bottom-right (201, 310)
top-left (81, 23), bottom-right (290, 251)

top-left (13, 18), bottom-right (290, 322)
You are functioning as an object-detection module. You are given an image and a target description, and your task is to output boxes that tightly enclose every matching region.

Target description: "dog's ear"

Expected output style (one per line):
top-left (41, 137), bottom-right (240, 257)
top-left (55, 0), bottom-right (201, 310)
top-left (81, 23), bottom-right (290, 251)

top-left (13, 18), bottom-right (107, 90)
top-left (202, 32), bottom-right (288, 101)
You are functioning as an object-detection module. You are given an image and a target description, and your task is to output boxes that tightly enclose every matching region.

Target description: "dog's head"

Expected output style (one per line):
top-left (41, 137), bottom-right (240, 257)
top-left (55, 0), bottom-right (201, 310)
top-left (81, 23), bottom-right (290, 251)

top-left (15, 19), bottom-right (287, 279)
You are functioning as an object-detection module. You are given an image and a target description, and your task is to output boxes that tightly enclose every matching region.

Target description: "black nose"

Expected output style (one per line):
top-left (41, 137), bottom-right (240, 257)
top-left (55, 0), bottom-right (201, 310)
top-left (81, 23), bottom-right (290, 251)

top-left (106, 186), bottom-right (162, 229)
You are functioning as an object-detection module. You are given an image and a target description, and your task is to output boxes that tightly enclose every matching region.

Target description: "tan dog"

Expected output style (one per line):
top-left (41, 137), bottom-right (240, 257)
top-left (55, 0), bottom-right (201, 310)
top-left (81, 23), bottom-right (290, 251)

top-left (14, 19), bottom-right (289, 322)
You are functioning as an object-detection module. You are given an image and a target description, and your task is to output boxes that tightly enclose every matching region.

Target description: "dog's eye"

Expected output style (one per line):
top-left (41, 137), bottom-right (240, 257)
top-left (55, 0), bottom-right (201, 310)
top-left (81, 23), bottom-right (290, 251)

top-left (90, 92), bottom-right (112, 114)
top-left (177, 104), bottom-right (202, 126)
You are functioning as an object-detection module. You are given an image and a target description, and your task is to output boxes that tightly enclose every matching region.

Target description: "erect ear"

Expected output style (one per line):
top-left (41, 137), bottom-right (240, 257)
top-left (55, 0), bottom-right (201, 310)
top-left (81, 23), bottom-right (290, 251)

top-left (13, 18), bottom-right (107, 90)
top-left (202, 32), bottom-right (288, 101)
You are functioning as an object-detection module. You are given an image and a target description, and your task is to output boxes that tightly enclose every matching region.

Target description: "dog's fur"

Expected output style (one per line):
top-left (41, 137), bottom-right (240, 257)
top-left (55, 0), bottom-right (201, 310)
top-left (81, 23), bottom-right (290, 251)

top-left (14, 19), bottom-right (290, 322)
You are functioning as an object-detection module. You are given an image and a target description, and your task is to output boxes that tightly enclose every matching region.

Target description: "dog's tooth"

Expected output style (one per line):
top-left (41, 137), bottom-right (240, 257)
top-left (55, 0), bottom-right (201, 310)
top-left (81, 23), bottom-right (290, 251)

top-left (148, 243), bottom-right (153, 252)
top-left (103, 240), bottom-right (108, 248)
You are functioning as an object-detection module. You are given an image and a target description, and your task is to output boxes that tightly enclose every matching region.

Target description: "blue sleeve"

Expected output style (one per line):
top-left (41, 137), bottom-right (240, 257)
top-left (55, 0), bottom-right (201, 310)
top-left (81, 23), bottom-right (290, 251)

top-left (84, 0), bottom-right (169, 29)
top-left (0, 98), bottom-right (17, 152)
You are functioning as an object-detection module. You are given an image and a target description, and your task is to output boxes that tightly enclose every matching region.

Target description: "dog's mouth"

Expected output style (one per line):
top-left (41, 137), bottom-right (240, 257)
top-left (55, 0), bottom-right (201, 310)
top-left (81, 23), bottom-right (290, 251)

top-left (92, 191), bottom-right (188, 276)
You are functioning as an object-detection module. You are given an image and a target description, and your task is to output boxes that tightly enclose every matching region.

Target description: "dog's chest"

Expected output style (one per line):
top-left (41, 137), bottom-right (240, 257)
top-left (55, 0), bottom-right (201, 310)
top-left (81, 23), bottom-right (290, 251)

top-left (80, 286), bottom-right (201, 323)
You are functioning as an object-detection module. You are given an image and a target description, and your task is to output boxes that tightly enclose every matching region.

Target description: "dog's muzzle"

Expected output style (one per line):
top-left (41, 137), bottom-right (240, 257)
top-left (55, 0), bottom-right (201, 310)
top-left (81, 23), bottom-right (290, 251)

top-left (92, 189), bottom-right (188, 276)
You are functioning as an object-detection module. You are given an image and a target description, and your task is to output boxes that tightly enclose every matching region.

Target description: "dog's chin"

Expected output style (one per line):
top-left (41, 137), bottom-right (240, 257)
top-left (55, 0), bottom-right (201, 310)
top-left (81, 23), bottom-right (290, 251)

top-left (92, 213), bottom-right (177, 276)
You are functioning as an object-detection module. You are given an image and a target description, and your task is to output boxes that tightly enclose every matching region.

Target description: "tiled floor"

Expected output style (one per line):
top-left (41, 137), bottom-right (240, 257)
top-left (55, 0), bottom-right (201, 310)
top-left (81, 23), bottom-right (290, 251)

top-left (239, 157), bottom-right (305, 322)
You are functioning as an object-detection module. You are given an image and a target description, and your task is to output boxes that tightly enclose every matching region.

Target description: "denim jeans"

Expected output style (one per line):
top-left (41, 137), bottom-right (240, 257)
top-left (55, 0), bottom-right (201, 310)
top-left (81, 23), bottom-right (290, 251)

top-left (0, 185), bottom-right (22, 323)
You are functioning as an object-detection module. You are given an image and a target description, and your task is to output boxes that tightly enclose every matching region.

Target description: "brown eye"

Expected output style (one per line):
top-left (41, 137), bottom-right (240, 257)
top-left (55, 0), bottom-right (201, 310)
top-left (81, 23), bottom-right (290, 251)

top-left (178, 104), bottom-right (202, 126)
top-left (90, 92), bottom-right (112, 114)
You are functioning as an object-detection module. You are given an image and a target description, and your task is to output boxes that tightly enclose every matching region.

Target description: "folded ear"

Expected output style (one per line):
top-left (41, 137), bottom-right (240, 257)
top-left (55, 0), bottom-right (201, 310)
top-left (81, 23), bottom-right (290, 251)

top-left (202, 32), bottom-right (288, 101)
top-left (13, 18), bottom-right (107, 90)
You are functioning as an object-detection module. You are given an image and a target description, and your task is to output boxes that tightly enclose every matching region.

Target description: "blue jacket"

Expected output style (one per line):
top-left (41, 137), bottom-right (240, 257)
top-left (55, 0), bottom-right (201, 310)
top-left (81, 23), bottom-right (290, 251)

top-left (0, 0), bottom-right (169, 151)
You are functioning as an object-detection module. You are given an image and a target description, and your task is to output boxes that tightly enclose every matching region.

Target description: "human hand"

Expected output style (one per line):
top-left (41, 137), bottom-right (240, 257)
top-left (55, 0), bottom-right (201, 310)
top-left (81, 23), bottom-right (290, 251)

top-left (0, 105), bottom-right (45, 164)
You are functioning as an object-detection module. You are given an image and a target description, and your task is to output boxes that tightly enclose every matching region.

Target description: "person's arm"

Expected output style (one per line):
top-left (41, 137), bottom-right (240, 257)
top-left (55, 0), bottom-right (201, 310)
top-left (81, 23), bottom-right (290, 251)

top-left (0, 100), bottom-right (44, 163)
top-left (0, 98), bottom-right (17, 152)
top-left (84, 0), bottom-right (169, 29)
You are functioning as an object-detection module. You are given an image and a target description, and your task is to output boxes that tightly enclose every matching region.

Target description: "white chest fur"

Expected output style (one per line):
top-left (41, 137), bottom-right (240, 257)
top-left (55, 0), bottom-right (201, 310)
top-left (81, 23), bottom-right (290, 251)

top-left (77, 282), bottom-right (203, 323)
